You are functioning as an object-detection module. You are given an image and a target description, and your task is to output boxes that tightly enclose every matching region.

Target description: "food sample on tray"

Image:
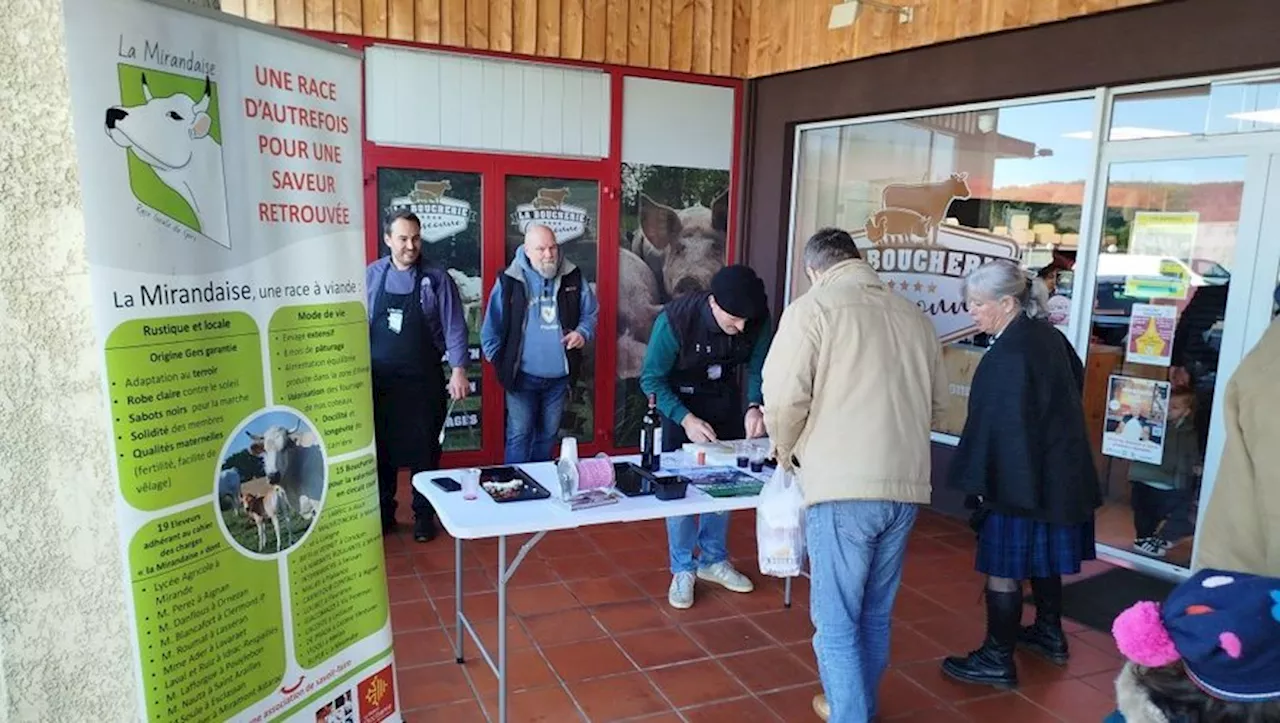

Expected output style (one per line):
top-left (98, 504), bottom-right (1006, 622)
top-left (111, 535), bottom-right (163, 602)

top-left (481, 479), bottom-right (524, 501)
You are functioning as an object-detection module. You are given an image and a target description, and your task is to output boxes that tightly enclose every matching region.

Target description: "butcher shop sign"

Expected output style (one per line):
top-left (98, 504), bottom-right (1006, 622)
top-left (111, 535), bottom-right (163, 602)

top-left (854, 173), bottom-right (1021, 343)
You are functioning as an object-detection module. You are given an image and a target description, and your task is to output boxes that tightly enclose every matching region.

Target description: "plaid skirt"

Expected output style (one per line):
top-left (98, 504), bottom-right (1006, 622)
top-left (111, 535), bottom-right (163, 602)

top-left (975, 512), bottom-right (1096, 579)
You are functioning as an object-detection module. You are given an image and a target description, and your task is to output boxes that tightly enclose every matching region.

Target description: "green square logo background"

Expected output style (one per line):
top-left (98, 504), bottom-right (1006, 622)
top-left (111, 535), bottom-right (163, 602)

top-left (115, 64), bottom-right (224, 233)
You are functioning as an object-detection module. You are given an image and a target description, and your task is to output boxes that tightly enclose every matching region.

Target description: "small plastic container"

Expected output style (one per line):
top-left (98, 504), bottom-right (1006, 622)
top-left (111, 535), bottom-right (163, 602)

top-left (462, 468), bottom-right (481, 500)
top-left (653, 475), bottom-right (688, 501)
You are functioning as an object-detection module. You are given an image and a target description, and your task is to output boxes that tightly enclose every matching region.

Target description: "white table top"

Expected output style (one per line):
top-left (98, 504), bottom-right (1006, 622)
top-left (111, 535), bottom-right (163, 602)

top-left (412, 454), bottom-right (770, 539)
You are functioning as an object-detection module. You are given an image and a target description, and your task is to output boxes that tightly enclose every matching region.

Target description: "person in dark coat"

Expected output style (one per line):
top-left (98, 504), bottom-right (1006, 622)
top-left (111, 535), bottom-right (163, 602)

top-left (941, 259), bottom-right (1103, 690)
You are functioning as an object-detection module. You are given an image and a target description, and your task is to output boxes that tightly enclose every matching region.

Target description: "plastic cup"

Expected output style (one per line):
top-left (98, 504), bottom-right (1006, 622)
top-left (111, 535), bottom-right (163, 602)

top-left (749, 447), bottom-right (766, 473)
top-left (462, 468), bottom-right (480, 500)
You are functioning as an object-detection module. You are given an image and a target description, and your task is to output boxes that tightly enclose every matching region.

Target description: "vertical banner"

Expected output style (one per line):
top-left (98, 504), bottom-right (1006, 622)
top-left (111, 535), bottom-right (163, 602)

top-left (62, 1), bottom-right (399, 721)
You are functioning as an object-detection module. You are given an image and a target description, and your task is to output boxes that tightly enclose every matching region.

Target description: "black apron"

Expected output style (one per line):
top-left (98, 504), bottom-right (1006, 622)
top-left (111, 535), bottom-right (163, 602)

top-left (660, 381), bottom-right (746, 453)
top-left (370, 267), bottom-right (448, 470)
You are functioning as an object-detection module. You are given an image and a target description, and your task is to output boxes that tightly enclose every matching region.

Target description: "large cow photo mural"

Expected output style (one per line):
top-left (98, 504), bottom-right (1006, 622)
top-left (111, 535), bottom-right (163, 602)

top-left (849, 172), bottom-right (1020, 436)
top-left (616, 163), bottom-right (731, 447)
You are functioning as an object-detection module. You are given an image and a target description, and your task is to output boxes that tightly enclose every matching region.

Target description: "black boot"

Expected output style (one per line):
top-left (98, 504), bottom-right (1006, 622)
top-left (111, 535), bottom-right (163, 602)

top-left (1019, 576), bottom-right (1069, 665)
top-left (413, 514), bottom-right (437, 543)
top-left (942, 588), bottom-right (1021, 689)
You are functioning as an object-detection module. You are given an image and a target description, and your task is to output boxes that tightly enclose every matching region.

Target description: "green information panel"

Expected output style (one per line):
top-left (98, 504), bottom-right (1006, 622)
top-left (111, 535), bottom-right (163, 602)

top-left (129, 506), bottom-right (285, 722)
top-left (105, 313), bottom-right (267, 511)
top-left (268, 303), bottom-right (374, 456)
top-left (288, 455), bottom-right (388, 668)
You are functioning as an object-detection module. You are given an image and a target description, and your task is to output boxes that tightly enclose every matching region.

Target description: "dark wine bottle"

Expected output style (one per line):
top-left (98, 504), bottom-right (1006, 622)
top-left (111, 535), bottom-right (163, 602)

top-left (640, 394), bottom-right (662, 471)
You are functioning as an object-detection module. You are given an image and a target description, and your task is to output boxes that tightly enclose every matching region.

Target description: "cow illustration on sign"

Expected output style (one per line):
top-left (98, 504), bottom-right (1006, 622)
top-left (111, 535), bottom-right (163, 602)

top-left (388, 177), bottom-right (476, 244)
top-left (853, 171), bottom-right (1018, 344)
top-left (104, 66), bottom-right (231, 249)
top-left (217, 408), bottom-right (327, 556)
top-left (880, 172), bottom-right (972, 244)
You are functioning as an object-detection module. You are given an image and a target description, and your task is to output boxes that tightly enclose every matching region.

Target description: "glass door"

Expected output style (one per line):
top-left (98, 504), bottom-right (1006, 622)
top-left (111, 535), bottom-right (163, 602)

top-left (1079, 153), bottom-right (1272, 572)
top-left (366, 149), bottom-right (497, 468)
top-left (499, 157), bottom-right (613, 457)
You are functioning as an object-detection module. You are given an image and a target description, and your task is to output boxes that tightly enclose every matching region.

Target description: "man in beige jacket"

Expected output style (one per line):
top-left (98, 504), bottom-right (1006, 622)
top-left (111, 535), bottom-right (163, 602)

top-left (762, 228), bottom-right (947, 723)
top-left (1194, 289), bottom-right (1280, 575)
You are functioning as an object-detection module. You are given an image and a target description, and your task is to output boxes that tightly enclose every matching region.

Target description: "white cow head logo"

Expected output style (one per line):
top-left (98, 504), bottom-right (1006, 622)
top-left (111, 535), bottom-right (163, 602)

top-left (104, 74), bottom-right (214, 171)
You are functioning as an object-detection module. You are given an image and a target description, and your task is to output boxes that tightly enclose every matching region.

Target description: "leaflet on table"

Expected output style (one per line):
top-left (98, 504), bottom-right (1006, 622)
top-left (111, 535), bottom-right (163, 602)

top-left (63, 1), bottom-right (399, 721)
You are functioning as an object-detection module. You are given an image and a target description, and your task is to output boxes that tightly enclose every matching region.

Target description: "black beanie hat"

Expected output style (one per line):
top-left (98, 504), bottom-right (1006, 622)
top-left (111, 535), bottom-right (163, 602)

top-left (710, 265), bottom-right (767, 320)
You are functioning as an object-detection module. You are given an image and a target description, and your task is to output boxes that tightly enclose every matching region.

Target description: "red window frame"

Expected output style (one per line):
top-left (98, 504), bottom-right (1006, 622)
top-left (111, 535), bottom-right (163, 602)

top-left (311, 30), bottom-right (743, 467)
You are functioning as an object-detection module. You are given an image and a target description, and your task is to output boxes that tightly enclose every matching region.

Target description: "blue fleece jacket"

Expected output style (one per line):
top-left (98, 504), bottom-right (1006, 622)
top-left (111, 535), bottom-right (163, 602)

top-left (480, 248), bottom-right (599, 379)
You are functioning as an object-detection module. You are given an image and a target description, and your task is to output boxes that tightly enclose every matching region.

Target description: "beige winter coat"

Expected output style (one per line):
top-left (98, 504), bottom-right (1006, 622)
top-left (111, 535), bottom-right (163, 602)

top-left (761, 259), bottom-right (948, 507)
top-left (1194, 319), bottom-right (1280, 575)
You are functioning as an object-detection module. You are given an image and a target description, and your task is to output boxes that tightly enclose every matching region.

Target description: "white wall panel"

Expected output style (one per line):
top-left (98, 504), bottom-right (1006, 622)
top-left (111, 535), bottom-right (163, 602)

top-left (561, 74), bottom-right (584, 157)
top-left (622, 77), bottom-right (734, 170)
top-left (365, 45), bottom-right (610, 158)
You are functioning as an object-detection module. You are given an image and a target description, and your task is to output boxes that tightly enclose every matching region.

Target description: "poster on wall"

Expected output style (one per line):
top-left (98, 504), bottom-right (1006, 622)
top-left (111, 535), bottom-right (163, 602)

top-left (1102, 375), bottom-right (1171, 465)
top-left (1129, 211), bottom-right (1199, 259)
top-left (504, 176), bottom-right (600, 442)
top-left (62, 1), bottom-right (399, 721)
top-left (378, 169), bottom-right (483, 451)
top-left (1126, 303), bottom-right (1178, 367)
top-left (616, 163), bottom-right (730, 446)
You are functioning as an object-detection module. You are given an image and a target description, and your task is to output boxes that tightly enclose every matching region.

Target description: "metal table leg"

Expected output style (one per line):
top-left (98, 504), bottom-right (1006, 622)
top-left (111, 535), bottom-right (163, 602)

top-left (451, 532), bottom-right (546, 723)
top-left (782, 566), bottom-right (811, 609)
top-left (454, 536), bottom-right (465, 663)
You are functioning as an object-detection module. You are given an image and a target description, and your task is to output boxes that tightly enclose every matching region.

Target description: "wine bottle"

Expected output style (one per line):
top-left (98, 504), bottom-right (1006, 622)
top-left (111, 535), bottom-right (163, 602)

top-left (640, 394), bottom-right (662, 471)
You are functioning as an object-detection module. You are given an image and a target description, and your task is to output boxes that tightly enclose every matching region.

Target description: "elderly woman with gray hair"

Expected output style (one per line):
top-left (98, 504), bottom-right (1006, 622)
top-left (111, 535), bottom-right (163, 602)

top-left (941, 259), bottom-right (1102, 690)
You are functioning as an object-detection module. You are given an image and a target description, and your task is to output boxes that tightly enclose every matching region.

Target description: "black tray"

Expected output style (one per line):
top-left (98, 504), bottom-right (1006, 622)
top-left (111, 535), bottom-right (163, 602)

top-left (478, 466), bottom-right (551, 503)
top-left (614, 462), bottom-right (655, 497)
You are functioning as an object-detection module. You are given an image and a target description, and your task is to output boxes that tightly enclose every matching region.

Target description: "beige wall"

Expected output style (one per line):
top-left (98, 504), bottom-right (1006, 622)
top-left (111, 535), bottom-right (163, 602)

top-left (0, 2), bottom-right (217, 721)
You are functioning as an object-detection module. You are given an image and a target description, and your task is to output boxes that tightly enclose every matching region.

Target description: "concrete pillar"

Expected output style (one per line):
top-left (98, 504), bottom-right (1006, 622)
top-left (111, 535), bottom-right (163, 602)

top-left (0, 2), bottom-right (219, 720)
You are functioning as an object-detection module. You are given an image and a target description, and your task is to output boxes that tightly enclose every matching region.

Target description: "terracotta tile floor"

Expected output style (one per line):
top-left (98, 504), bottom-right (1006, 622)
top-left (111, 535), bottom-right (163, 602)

top-left (384, 494), bottom-right (1122, 722)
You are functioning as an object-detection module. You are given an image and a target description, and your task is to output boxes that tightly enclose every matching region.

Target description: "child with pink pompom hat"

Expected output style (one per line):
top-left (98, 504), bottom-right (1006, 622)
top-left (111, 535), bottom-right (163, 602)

top-left (1103, 567), bottom-right (1280, 723)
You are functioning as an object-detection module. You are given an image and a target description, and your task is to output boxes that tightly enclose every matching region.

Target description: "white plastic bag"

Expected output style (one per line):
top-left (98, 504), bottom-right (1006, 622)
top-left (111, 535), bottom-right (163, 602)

top-left (756, 468), bottom-right (806, 578)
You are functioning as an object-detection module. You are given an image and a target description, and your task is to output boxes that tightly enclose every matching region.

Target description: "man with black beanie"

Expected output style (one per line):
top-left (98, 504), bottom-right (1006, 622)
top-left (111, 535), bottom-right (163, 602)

top-left (640, 264), bottom-right (773, 610)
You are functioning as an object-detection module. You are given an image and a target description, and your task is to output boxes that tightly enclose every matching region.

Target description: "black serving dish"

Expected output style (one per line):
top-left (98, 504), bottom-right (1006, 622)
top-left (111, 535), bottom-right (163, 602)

top-left (613, 462), bottom-right (655, 497)
top-left (653, 474), bottom-right (689, 501)
top-left (478, 466), bottom-right (551, 503)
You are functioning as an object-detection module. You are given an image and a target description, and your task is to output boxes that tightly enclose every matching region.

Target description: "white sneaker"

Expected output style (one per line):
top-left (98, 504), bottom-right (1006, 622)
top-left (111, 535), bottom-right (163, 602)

top-left (1133, 538), bottom-right (1166, 558)
top-left (668, 572), bottom-right (695, 609)
top-left (697, 561), bottom-right (755, 594)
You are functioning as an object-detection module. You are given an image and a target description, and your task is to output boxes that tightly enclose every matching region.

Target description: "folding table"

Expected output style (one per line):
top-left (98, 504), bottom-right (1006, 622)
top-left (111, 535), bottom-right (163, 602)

top-left (412, 454), bottom-right (790, 723)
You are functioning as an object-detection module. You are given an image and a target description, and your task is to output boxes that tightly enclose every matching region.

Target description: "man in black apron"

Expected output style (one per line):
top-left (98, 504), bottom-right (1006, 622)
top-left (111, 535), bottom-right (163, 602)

top-left (366, 210), bottom-right (471, 542)
top-left (640, 265), bottom-right (773, 609)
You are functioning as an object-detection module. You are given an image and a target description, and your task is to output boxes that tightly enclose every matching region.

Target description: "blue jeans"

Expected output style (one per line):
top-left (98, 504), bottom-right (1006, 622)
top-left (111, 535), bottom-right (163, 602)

top-left (667, 512), bottom-right (730, 574)
top-left (807, 500), bottom-right (917, 723)
top-left (504, 373), bottom-right (570, 464)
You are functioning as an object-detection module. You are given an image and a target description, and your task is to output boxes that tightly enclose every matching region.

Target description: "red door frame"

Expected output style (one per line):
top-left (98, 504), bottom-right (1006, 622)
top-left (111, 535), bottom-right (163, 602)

top-left (316, 30), bottom-right (743, 466)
